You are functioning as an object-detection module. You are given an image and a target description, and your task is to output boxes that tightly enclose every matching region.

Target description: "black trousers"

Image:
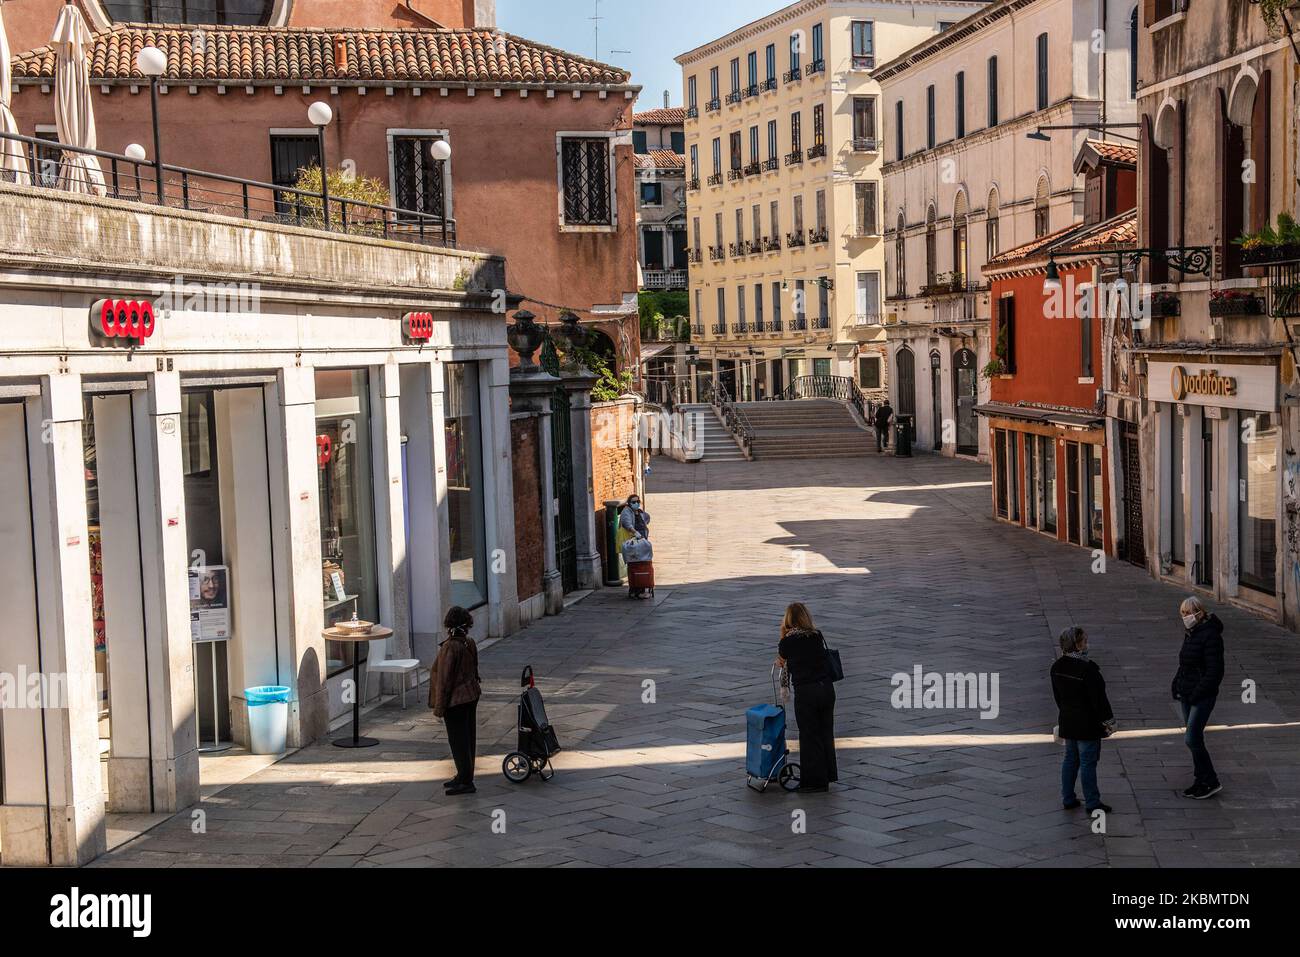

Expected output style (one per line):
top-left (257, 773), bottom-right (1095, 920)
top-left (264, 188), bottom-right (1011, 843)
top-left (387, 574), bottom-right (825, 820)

top-left (794, 679), bottom-right (838, 787)
top-left (444, 700), bottom-right (478, 784)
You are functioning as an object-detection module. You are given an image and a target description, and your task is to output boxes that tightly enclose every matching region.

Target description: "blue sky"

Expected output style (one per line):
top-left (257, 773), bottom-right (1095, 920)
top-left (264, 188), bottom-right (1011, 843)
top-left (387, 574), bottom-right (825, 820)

top-left (498, 0), bottom-right (771, 110)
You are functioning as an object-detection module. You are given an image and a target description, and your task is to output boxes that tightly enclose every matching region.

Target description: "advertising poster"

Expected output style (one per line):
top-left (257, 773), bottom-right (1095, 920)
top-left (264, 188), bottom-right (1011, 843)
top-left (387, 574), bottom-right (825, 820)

top-left (189, 565), bottom-right (231, 643)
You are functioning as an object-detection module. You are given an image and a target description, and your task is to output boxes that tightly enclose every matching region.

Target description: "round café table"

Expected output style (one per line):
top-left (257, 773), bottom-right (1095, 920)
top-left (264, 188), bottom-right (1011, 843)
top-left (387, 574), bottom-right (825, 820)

top-left (324, 625), bottom-right (392, 749)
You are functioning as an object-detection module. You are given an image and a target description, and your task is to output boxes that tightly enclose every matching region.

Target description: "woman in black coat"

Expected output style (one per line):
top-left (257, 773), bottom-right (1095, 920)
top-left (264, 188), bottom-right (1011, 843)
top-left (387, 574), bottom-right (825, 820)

top-left (1172, 597), bottom-right (1225, 799)
top-left (776, 602), bottom-right (837, 792)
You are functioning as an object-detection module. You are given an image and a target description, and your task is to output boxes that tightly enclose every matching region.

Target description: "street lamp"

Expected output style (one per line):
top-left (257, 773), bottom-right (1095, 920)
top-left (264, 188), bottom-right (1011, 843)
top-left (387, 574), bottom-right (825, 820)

top-left (430, 139), bottom-right (452, 243)
top-left (307, 101), bottom-right (334, 229)
top-left (1043, 257), bottom-right (1062, 295)
top-left (124, 143), bottom-right (146, 199)
top-left (135, 46), bottom-right (166, 204)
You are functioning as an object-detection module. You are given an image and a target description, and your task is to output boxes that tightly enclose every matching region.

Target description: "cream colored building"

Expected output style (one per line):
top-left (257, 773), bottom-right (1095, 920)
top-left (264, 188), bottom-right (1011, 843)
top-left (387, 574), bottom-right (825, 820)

top-left (677, 0), bottom-right (985, 402)
top-left (876, 0), bottom-right (1138, 460)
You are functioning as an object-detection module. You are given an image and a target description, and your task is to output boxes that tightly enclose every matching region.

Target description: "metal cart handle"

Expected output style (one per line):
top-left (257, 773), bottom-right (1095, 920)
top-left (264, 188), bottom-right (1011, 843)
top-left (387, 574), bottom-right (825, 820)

top-left (521, 666), bottom-right (535, 688)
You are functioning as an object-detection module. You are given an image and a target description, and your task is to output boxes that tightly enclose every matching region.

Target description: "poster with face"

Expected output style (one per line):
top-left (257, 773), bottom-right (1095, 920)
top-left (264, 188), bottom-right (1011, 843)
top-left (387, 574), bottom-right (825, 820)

top-left (189, 565), bottom-right (231, 643)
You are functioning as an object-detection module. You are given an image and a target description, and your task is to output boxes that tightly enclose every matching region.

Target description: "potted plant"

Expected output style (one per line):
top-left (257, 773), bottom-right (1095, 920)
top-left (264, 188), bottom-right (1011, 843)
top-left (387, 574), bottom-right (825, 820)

top-left (1149, 290), bottom-right (1181, 318)
top-left (1208, 289), bottom-right (1266, 317)
top-left (1236, 212), bottom-right (1300, 265)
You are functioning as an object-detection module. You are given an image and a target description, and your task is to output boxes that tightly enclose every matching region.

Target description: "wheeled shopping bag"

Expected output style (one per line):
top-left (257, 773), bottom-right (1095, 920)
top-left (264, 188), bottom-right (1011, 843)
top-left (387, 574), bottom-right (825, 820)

top-left (745, 667), bottom-right (801, 792)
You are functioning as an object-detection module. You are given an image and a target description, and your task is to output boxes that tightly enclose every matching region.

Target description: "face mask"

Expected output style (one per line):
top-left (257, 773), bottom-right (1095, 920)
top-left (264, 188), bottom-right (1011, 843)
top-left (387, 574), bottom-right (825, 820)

top-left (629, 502), bottom-right (640, 509)
top-left (1182, 614), bottom-right (1199, 629)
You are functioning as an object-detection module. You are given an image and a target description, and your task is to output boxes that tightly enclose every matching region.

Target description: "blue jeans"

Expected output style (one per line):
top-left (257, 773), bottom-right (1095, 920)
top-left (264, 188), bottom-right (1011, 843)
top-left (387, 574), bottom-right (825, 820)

top-left (1181, 697), bottom-right (1219, 787)
top-left (1061, 739), bottom-right (1102, 809)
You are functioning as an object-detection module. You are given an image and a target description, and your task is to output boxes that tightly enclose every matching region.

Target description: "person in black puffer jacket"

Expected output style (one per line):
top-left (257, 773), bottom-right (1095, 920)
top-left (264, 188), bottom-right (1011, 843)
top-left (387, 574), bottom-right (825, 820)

top-left (1050, 627), bottom-right (1115, 813)
top-left (1172, 597), bottom-right (1225, 800)
top-left (775, 602), bottom-right (837, 792)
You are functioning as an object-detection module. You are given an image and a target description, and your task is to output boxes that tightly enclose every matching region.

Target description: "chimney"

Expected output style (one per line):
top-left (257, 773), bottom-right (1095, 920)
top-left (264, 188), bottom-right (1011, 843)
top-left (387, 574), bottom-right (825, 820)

top-left (334, 37), bottom-right (349, 74)
top-left (664, 90), bottom-right (670, 109)
top-left (474, 0), bottom-right (497, 29)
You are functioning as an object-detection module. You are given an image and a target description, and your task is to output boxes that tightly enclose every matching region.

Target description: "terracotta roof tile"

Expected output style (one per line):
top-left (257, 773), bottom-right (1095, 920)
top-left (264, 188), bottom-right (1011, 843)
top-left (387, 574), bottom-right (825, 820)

top-left (11, 24), bottom-right (633, 87)
top-left (985, 210), bottom-right (1137, 270)
top-left (634, 107), bottom-right (686, 125)
top-left (1086, 139), bottom-right (1137, 165)
top-left (634, 149), bottom-right (685, 170)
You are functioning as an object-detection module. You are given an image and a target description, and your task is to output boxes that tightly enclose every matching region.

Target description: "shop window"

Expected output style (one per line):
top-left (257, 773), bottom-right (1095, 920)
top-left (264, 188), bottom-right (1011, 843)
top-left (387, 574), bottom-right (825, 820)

top-left (1086, 444), bottom-right (1103, 549)
top-left (1238, 412), bottom-right (1278, 595)
top-left (995, 429), bottom-right (1008, 517)
top-left (316, 369), bottom-right (380, 678)
top-left (1169, 407), bottom-right (1186, 564)
top-left (1026, 435), bottom-right (1038, 527)
top-left (1009, 433), bottom-right (1020, 522)
top-left (1041, 435), bottom-right (1058, 534)
top-left (445, 363), bottom-right (489, 609)
top-left (1066, 442), bottom-right (1082, 544)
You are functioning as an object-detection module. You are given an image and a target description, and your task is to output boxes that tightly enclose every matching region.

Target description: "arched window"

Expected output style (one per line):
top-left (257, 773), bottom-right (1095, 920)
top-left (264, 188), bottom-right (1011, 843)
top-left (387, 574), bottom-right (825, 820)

top-left (895, 212), bottom-right (907, 297)
top-left (925, 205), bottom-right (937, 287)
top-left (1129, 8), bottom-right (1139, 99)
top-left (896, 346), bottom-right (916, 438)
top-left (986, 187), bottom-right (1000, 260)
top-left (1034, 175), bottom-right (1050, 238)
top-left (952, 191), bottom-right (969, 284)
top-left (100, 0), bottom-right (275, 26)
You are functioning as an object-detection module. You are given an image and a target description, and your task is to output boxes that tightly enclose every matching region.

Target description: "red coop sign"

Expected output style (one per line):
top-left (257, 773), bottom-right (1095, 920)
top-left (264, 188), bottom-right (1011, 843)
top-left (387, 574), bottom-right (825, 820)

top-left (90, 299), bottom-right (157, 347)
top-left (402, 312), bottom-right (433, 343)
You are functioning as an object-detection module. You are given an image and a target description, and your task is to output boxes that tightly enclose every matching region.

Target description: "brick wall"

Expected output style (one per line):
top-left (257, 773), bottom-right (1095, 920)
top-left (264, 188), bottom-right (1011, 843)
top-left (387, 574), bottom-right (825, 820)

top-left (511, 415), bottom-right (545, 601)
top-left (591, 399), bottom-right (640, 565)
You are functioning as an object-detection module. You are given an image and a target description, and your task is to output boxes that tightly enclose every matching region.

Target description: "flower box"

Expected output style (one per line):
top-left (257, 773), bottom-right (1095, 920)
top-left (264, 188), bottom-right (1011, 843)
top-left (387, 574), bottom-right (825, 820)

top-left (1240, 243), bottom-right (1300, 266)
top-left (1208, 294), bottom-right (1266, 317)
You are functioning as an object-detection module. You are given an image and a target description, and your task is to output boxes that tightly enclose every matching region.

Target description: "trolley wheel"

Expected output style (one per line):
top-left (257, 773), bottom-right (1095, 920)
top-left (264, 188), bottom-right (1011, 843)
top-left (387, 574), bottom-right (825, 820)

top-left (778, 763), bottom-right (801, 792)
top-left (535, 759), bottom-right (555, 782)
top-left (503, 752), bottom-right (531, 783)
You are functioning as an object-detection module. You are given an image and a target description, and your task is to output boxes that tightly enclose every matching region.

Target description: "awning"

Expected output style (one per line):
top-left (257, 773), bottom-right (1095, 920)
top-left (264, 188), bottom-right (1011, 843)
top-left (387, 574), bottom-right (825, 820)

top-left (975, 402), bottom-right (1103, 430)
top-left (639, 343), bottom-right (675, 363)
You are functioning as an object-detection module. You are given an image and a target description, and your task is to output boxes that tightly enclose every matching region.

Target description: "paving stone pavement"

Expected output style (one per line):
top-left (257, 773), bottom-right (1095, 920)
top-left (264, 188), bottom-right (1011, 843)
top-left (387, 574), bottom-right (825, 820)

top-left (96, 454), bottom-right (1300, 868)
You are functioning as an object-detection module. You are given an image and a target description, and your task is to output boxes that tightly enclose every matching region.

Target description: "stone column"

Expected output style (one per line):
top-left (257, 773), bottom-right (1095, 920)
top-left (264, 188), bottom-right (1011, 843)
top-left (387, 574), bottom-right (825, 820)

top-left (510, 369), bottom-right (564, 616)
top-left (562, 370), bottom-right (602, 590)
top-left (372, 361), bottom-right (411, 660)
top-left (483, 355), bottom-right (522, 637)
top-left (269, 367), bottom-right (328, 748)
top-left (0, 375), bottom-right (106, 865)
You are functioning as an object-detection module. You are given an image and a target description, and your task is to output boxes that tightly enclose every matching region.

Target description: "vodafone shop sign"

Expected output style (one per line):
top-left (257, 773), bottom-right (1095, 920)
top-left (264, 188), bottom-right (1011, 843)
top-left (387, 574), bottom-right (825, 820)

top-left (1148, 360), bottom-right (1278, 412)
top-left (90, 299), bottom-right (156, 347)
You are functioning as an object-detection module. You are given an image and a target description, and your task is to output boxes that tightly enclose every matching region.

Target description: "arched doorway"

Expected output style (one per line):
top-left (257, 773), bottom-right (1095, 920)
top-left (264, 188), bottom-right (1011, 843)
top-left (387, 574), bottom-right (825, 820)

top-left (953, 347), bottom-right (979, 455)
top-left (896, 346), bottom-right (916, 441)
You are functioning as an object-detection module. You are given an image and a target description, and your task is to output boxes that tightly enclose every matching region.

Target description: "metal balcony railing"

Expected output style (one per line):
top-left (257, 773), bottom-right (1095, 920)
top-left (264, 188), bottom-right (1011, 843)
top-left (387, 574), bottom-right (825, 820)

top-left (805, 60), bottom-right (826, 77)
top-left (706, 98), bottom-right (722, 112)
top-left (787, 232), bottom-right (806, 248)
top-left (709, 245), bottom-right (726, 261)
top-left (783, 68), bottom-right (802, 84)
top-left (686, 105), bottom-right (699, 119)
top-left (809, 227), bottom-right (830, 244)
top-left (727, 168), bottom-right (745, 182)
top-left (707, 172), bottom-right (724, 186)
top-left (785, 149), bottom-right (804, 166)
top-left (807, 143), bottom-right (827, 160)
top-left (0, 130), bottom-right (456, 247)
top-left (852, 137), bottom-right (879, 153)
top-left (725, 90), bottom-right (744, 105)
top-left (762, 157), bottom-right (780, 172)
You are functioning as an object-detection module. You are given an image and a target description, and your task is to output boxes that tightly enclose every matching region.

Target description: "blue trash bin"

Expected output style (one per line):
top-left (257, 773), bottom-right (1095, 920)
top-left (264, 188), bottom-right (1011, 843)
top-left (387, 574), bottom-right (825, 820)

top-left (245, 686), bottom-right (291, 755)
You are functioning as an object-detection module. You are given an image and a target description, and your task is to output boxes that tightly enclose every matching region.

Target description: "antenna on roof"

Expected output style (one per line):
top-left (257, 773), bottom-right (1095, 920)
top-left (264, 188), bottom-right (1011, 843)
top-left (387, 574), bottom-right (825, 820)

top-left (589, 0), bottom-right (603, 60)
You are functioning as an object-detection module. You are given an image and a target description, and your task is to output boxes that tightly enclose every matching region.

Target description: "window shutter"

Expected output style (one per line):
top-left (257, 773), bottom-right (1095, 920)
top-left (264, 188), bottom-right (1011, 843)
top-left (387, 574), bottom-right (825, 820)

top-left (1250, 70), bottom-right (1272, 233)
top-left (1004, 296), bottom-right (1016, 375)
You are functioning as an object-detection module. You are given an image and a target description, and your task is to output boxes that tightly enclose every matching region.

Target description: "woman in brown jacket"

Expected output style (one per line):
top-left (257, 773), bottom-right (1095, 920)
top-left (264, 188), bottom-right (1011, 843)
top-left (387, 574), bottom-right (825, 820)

top-left (430, 606), bottom-right (482, 795)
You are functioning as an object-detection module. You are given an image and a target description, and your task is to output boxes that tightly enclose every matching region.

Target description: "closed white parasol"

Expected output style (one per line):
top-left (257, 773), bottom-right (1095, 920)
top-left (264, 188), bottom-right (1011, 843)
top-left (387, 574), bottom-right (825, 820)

top-left (0, 0), bottom-right (30, 182)
top-left (51, 2), bottom-right (104, 195)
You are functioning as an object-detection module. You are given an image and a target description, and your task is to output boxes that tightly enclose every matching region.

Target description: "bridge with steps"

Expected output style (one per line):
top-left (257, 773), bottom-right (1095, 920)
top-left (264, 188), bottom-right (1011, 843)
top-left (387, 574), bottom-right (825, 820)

top-left (737, 399), bottom-right (878, 459)
top-left (677, 398), bottom-right (878, 462)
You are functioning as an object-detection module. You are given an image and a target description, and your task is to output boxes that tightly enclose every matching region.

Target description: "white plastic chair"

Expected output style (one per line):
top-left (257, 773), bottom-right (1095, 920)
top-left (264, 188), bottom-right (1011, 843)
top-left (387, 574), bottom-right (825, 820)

top-left (365, 637), bottom-right (422, 709)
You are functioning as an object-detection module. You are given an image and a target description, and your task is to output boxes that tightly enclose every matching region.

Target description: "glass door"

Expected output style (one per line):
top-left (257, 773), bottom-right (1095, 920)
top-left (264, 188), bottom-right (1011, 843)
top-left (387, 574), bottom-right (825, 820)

top-left (953, 348), bottom-right (978, 455)
top-left (930, 352), bottom-right (942, 450)
top-left (1199, 412), bottom-right (1214, 586)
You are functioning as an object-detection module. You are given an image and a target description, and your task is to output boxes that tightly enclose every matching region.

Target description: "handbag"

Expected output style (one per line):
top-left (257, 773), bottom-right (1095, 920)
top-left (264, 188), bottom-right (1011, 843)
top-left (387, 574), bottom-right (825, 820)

top-left (821, 634), bottom-right (844, 682)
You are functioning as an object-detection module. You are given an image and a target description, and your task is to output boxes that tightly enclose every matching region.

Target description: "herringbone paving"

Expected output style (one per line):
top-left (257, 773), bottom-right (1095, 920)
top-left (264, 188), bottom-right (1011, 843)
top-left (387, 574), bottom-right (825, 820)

top-left (95, 454), bottom-right (1300, 867)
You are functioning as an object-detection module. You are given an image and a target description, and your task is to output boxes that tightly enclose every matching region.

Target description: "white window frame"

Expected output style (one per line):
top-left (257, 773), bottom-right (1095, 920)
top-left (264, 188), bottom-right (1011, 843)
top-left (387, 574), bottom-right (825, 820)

top-left (556, 131), bottom-right (619, 233)
top-left (386, 128), bottom-right (454, 219)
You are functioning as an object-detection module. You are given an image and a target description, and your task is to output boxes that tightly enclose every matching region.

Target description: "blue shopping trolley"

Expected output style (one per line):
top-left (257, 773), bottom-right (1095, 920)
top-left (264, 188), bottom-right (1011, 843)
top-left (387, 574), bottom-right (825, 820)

top-left (745, 666), bottom-right (801, 793)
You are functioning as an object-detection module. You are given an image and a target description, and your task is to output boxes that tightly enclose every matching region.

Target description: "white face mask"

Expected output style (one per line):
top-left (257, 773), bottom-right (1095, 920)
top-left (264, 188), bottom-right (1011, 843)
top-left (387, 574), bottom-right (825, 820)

top-left (1182, 613), bottom-right (1199, 629)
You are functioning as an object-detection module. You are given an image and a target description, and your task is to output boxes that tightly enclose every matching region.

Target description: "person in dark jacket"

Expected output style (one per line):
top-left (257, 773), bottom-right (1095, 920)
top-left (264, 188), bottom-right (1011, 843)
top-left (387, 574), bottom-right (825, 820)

top-left (430, 606), bottom-right (482, 795)
top-left (1050, 626), bottom-right (1116, 813)
top-left (1172, 597), bottom-right (1225, 799)
top-left (873, 401), bottom-right (894, 452)
top-left (775, 602), bottom-right (837, 792)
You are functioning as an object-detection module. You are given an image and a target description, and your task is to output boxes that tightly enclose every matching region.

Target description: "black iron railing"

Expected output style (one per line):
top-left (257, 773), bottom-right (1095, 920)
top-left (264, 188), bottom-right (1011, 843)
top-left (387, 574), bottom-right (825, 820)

top-left (0, 130), bottom-right (455, 247)
top-left (702, 379), bottom-right (752, 456)
top-left (771, 374), bottom-right (877, 423)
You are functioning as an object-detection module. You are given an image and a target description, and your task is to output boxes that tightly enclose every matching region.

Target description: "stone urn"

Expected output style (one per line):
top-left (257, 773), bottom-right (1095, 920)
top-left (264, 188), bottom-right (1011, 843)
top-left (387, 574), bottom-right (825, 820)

top-left (507, 309), bottom-right (546, 374)
top-left (552, 311), bottom-right (592, 374)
